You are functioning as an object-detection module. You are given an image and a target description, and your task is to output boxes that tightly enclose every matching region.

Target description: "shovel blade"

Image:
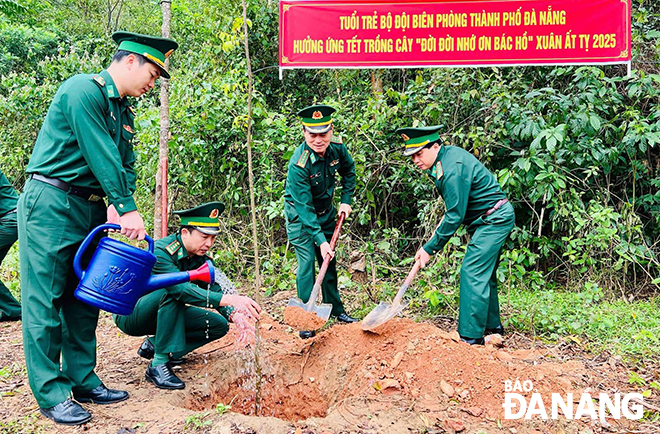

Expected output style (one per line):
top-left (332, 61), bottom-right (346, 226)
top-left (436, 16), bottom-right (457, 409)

top-left (310, 303), bottom-right (333, 323)
top-left (361, 301), bottom-right (409, 331)
top-left (286, 297), bottom-right (333, 326)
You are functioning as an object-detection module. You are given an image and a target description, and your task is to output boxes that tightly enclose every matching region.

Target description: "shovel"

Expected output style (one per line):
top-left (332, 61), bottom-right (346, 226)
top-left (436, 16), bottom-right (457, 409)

top-left (287, 211), bottom-right (346, 327)
top-left (361, 260), bottom-right (421, 331)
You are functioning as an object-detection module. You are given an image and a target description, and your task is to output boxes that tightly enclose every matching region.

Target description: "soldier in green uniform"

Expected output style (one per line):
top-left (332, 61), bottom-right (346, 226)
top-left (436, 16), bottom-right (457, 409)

top-left (114, 202), bottom-right (261, 390)
top-left (18, 32), bottom-right (177, 425)
top-left (284, 105), bottom-right (357, 339)
top-left (398, 126), bottom-right (515, 345)
top-left (0, 169), bottom-right (20, 321)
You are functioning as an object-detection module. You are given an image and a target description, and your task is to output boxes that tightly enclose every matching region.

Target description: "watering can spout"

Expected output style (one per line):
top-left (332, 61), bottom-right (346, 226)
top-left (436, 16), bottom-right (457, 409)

top-left (145, 260), bottom-right (215, 293)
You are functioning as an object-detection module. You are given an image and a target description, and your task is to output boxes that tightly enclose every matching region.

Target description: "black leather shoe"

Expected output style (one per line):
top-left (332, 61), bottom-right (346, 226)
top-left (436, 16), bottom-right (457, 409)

top-left (40, 398), bottom-right (91, 425)
top-left (74, 384), bottom-right (129, 404)
top-left (299, 330), bottom-right (316, 339)
top-left (168, 356), bottom-right (185, 365)
top-left (145, 364), bottom-right (185, 390)
top-left (137, 337), bottom-right (154, 360)
top-left (485, 325), bottom-right (505, 336)
top-left (335, 313), bottom-right (358, 323)
top-left (460, 336), bottom-right (485, 345)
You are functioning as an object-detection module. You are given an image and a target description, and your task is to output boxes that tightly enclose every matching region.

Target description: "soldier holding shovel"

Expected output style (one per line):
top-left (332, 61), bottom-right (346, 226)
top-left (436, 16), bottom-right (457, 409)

top-left (284, 105), bottom-right (357, 339)
top-left (399, 126), bottom-right (515, 345)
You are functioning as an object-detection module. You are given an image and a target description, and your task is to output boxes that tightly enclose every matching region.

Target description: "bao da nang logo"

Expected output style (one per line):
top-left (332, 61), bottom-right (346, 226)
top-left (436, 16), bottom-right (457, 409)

top-left (503, 380), bottom-right (644, 422)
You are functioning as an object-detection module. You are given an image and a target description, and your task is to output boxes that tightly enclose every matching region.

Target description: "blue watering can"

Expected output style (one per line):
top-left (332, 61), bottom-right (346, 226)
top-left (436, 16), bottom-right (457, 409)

top-left (74, 223), bottom-right (215, 316)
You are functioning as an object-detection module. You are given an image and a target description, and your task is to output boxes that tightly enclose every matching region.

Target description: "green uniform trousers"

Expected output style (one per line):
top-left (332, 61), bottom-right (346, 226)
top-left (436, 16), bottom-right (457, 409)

top-left (113, 288), bottom-right (228, 359)
top-left (0, 211), bottom-right (20, 320)
top-left (458, 202), bottom-right (515, 339)
top-left (18, 180), bottom-right (106, 408)
top-left (285, 205), bottom-right (345, 317)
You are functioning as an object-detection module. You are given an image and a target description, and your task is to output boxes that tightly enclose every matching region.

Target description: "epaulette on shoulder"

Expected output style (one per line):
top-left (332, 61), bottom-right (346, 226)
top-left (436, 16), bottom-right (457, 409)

top-left (296, 149), bottom-right (310, 168)
top-left (92, 75), bottom-right (105, 87)
top-left (165, 239), bottom-right (181, 255)
top-left (331, 135), bottom-right (343, 144)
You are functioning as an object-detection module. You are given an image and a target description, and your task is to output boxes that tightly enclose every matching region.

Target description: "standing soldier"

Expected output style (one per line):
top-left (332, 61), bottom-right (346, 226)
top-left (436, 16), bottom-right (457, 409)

top-left (284, 104), bottom-right (357, 339)
top-left (114, 202), bottom-right (261, 390)
top-left (0, 168), bottom-right (20, 321)
top-left (18, 32), bottom-right (177, 425)
top-left (398, 126), bottom-right (515, 345)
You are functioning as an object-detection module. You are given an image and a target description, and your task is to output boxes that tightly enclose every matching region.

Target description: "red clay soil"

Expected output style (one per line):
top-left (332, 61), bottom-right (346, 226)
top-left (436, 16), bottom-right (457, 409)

top-left (183, 315), bottom-right (608, 430)
top-left (283, 306), bottom-right (327, 330)
top-left (0, 311), bottom-right (649, 433)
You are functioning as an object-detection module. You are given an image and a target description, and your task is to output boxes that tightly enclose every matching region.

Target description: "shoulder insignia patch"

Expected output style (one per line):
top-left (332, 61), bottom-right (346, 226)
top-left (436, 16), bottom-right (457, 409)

top-left (107, 85), bottom-right (116, 98)
top-left (123, 124), bottom-right (134, 134)
top-left (165, 240), bottom-right (181, 255)
top-left (330, 159), bottom-right (339, 167)
top-left (296, 149), bottom-right (310, 168)
top-left (435, 161), bottom-right (444, 180)
top-left (332, 135), bottom-right (343, 144)
top-left (92, 75), bottom-right (105, 87)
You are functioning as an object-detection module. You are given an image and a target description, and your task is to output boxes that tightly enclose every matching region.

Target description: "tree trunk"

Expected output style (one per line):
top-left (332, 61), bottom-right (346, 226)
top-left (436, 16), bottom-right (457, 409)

top-left (154, 0), bottom-right (172, 240)
top-left (241, 0), bottom-right (261, 289)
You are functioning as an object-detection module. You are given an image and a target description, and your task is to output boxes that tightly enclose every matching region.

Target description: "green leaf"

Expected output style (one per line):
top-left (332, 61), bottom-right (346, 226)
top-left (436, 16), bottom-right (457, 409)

top-left (589, 115), bottom-right (601, 131)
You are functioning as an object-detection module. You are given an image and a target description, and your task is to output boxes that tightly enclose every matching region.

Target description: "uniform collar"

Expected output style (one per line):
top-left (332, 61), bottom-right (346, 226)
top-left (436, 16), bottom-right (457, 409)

top-left (174, 232), bottom-right (189, 261)
top-left (98, 70), bottom-right (122, 101)
top-left (304, 142), bottom-right (334, 164)
top-left (427, 146), bottom-right (446, 180)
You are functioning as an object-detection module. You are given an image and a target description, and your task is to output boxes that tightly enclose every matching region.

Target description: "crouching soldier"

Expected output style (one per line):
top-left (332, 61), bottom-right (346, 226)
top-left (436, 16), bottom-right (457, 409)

top-left (114, 202), bottom-right (261, 389)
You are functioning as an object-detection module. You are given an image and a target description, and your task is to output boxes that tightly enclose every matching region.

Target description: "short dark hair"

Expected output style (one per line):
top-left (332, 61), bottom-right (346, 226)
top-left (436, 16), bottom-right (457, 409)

top-left (180, 225), bottom-right (197, 234)
top-left (112, 50), bottom-right (147, 65)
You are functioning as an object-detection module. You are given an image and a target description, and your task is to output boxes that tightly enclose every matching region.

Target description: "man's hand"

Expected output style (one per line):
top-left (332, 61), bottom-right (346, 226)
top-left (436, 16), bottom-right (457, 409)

top-left (106, 204), bottom-right (121, 225)
top-left (224, 294), bottom-right (261, 320)
top-left (119, 210), bottom-right (147, 240)
top-left (231, 311), bottom-right (256, 346)
top-left (414, 247), bottom-right (431, 268)
top-left (338, 203), bottom-right (352, 218)
top-left (320, 241), bottom-right (334, 260)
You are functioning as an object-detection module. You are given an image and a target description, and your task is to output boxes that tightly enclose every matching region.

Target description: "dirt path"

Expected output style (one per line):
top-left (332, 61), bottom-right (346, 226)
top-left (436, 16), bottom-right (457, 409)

top-left (1, 296), bottom-right (657, 434)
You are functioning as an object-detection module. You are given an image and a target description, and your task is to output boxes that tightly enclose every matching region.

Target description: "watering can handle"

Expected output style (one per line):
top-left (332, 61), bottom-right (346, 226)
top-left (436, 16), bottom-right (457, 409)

top-left (73, 223), bottom-right (154, 279)
top-left (391, 260), bottom-right (421, 306)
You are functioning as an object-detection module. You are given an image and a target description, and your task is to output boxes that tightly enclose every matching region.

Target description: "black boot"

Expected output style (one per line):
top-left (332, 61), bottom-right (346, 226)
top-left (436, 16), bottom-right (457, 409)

top-left (145, 364), bottom-right (185, 390)
top-left (299, 330), bottom-right (316, 339)
top-left (74, 383), bottom-right (129, 404)
top-left (485, 325), bottom-right (505, 336)
top-left (460, 336), bottom-right (485, 345)
top-left (137, 337), bottom-right (154, 360)
top-left (335, 313), bottom-right (358, 323)
top-left (40, 399), bottom-right (91, 425)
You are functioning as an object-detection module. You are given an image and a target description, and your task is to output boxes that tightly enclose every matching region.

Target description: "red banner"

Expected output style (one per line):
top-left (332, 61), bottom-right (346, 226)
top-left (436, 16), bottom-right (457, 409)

top-left (279, 0), bottom-right (631, 69)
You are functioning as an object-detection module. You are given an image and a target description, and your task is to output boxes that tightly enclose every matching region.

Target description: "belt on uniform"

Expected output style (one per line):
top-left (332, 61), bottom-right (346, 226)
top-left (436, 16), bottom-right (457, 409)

top-left (286, 200), bottom-right (332, 216)
top-left (484, 198), bottom-right (508, 217)
top-left (31, 174), bottom-right (105, 202)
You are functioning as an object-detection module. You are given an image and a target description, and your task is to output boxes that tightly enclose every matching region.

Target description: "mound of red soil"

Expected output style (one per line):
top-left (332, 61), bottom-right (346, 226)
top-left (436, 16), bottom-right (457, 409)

top-left (183, 315), bottom-right (586, 425)
top-left (283, 306), bottom-right (327, 330)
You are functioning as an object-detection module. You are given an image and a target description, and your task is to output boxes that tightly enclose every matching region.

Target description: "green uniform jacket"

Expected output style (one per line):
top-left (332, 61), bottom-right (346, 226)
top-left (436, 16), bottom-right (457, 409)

top-left (26, 70), bottom-right (137, 215)
top-left (155, 233), bottom-right (233, 319)
top-left (0, 170), bottom-right (18, 216)
top-left (284, 140), bottom-right (356, 246)
top-left (423, 146), bottom-right (507, 255)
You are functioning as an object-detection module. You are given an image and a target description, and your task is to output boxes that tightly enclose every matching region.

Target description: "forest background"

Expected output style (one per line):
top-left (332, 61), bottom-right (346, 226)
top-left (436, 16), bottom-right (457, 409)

top-left (1, 0), bottom-right (659, 361)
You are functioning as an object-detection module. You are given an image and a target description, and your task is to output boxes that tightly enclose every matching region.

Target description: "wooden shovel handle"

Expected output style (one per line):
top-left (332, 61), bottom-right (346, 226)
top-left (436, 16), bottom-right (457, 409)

top-left (306, 212), bottom-right (346, 308)
top-left (392, 260), bottom-right (421, 306)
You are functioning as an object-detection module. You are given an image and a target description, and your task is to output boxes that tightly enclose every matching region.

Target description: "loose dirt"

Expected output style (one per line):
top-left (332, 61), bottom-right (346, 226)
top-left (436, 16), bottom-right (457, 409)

top-left (283, 306), bottom-right (327, 330)
top-left (0, 309), bottom-right (654, 433)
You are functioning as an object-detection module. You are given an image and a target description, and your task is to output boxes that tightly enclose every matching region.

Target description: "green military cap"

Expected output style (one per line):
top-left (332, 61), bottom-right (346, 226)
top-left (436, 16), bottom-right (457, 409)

top-left (397, 125), bottom-right (444, 157)
top-left (298, 104), bottom-right (335, 134)
top-left (112, 31), bottom-right (178, 79)
top-left (173, 202), bottom-right (225, 235)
